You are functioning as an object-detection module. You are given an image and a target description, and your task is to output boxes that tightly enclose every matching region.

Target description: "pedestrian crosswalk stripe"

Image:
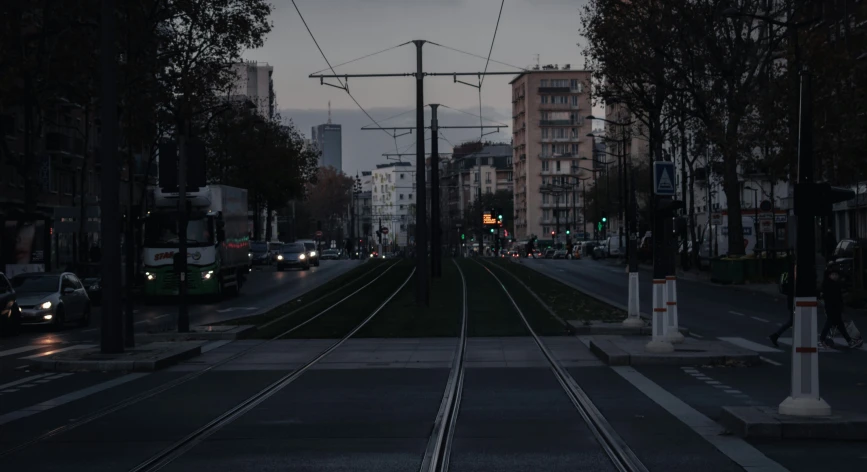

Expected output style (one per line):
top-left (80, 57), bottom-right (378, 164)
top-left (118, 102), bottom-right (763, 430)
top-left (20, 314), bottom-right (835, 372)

top-left (0, 345), bottom-right (49, 358)
top-left (718, 337), bottom-right (782, 353)
top-left (21, 344), bottom-right (96, 360)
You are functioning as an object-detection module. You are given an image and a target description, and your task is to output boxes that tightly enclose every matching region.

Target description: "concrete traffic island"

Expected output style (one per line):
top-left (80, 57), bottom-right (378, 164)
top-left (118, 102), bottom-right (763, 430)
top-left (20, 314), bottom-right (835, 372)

top-left (138, 324), bottom-right (257, 341)
top-left (588, 335), bottom-right (760, 366)
top-left (720, 406), bottom-right (867, 440)
top-left (34, 341), bottom-right (206, 372)
top-left (568, 320), bottom-right (690, 336)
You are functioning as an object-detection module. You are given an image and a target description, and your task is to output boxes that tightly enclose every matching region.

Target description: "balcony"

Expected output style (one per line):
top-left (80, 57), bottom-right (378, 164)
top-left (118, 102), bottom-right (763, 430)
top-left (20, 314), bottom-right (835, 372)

top-left (540, 120), bottom-right (579, 126)
top-left (541, 136), bottom-right (579, 143)
top-left (539, 102), bottom-right (580, 111)
top-left (538, 87), bottom-right (570, 93)
top-left (539, 153), bottom-right (575, 159)
top-left (45, 132), bottom-right (84, 158)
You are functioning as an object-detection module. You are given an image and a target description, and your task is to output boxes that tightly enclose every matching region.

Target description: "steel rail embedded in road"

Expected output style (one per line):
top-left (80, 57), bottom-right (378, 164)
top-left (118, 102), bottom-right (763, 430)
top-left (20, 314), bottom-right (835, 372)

top-left (128, 266), bottom-right (417, 472)
top-left (472, 259), bottom-right (648, 472)
top-left (0, 259), bottom-right (400, 460)
top-left (419, 259), bottom-right (468, 472)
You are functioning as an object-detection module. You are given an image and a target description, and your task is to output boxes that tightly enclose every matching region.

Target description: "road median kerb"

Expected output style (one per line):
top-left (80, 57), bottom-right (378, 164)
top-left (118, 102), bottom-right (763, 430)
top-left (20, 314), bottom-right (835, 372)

top-left (588, 335), bottom-right (760, 366)
top-left (139, 324), bottom-right (257, 341)
top-left (720, 406), bottom-right (867, 440)
top-left (35, 341), bottom-right (206, 372)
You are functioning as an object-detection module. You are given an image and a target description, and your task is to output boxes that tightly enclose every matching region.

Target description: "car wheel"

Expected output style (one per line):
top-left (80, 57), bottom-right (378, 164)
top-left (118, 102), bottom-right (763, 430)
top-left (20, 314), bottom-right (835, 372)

top-left (53, 307), bottom-right (66, 331)
top-left (79, 304), bottom-right (91, 327)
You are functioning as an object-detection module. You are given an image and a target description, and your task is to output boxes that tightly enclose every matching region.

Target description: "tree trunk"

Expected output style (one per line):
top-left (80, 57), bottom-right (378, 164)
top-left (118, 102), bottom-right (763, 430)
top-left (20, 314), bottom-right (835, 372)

top-left (687, 156), bottom-right (699, 268)
top-left (722, 141), bottom-right (745, 256)
top-left (265, 201), bottom-right (273, 241)
top-left (679, 114), bottom-right (689, 270)
top-left (78, 103), bottom-right (91, 267)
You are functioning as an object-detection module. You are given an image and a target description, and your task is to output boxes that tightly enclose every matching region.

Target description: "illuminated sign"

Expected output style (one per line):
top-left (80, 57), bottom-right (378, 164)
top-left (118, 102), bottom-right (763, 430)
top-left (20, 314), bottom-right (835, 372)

top-left (482, 212), bottom-right (498, 226)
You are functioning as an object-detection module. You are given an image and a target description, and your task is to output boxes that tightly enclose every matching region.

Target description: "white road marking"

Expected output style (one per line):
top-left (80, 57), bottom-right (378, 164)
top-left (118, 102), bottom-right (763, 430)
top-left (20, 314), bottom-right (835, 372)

top-left (0, 374), bottom-right (51, 391)
top-left (728, 311), bottom-right (745, 317)
top-left (0, 345), bottom-right (50, 358)
top-left (14, 365), bottom-right (31, 371)
top-left (1, 389), bottom-right (19, 393)
top-left (46, 373), bottom-right (74, 379)
top-left (778, 337), bottom-right (865, 352)
top-left (718, 336), bottom-right (782, 353)
top-left (0, 373), bottom-right (147, 426)
top-left (690, 332), bottom-right (704, 339)
top-left (750, 316), bottom-right (769, 323)
top-left (760, 356), bottom-right (782, 366)
top-left (154, 314), bottom-right (170, 319)
top-left (21, 344), bottom-right (96, 360)
top-left (613, 366), bottom-right (788, 472)
top-left (216, 308), bottom-right (235, 313)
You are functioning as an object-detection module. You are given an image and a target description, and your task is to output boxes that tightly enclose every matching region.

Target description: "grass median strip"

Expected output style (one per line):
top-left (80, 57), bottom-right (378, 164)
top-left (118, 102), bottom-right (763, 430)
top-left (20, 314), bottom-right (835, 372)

top-left (486, 258), bottom-right (625, 323)
top-left (355, 258), bottom-right (462, 338)
top-left (279, 260), bottom-right (415, 339)
top-left (219, 259), bottom-right (390, 328)
top-left (459, 258), bottom-right (529, 337)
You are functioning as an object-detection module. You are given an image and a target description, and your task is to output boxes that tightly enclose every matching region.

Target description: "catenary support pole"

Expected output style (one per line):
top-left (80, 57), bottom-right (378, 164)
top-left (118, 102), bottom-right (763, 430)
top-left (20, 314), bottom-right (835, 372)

top-left (430, 104), bottom-right (441, 277)
top-left (99, 0), bottom-right (123, 353)
top-left (665, 275), bottom-right (683, 343)
top-left (177, 130), bottom-right (189, 333)
top-left (779, 70), bottom-right (830, 417)
top-left (414, 40), bottom-right (429, 304)
top-left (647, 278), bottom-right (673, 352)
top-left (624, 163), bottom-right (643, 327)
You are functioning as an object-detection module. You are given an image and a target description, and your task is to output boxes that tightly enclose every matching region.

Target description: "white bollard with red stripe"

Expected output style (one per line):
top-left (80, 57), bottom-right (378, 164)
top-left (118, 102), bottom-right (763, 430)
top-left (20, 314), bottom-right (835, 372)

top-left (646, 278), bottom-right (674, 352)
top-left (664, 276), bottom-right (684, 343)
top-left (623, 271), bottom-right (644, 328)
top-left (779, 297), bottom-right (831, 416)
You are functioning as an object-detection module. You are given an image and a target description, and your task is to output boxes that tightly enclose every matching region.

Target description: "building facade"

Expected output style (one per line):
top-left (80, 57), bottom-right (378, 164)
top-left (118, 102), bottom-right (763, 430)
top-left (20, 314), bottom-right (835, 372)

top-left (231, 61), bottom-right (275, 119)
top-left (511, 67), bottom-right (594, 242)
top-left (371, 162), bottom-right (415, 249)
top-left (311, 123), bottom-right (342, 171)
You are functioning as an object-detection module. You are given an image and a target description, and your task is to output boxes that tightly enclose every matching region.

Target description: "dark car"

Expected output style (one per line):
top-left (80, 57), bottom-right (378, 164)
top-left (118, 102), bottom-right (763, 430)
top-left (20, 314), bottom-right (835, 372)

top-left (276, 243), bottom-right (310, 271)
top-left (320, 249), bottom-right (339, 261)
top-left (0, 272), bottom-right (21, 336)
top-left (81, 277), bottom-right (102, 305)
top-left (827, 239), bottom-right (867, 288)
top-left (268, 242), bottom-right (284, 264)
top-left (250, 241), bottom-right (272, 265)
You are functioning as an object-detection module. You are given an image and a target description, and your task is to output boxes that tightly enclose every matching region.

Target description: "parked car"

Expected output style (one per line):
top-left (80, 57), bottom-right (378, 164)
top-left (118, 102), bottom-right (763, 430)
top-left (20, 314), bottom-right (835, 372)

top-left (250, 241), bottom-right (272, 265)
top-left (276, 243), bottom-right (311, 271)
top-left (296, 240), bottom-right (320, 266)
top-left (553, 249), bottom-right (568, 259)
top-left (544, 249), bottom-right (556, 259)
top-left (827, 239), bottom-right (867, 288)
top-left (11, 272), bottom-right (91, 330)
top-left (321, 249), bottom-right (340, 260)
top-left (0, 272), bottom-right (21, 336)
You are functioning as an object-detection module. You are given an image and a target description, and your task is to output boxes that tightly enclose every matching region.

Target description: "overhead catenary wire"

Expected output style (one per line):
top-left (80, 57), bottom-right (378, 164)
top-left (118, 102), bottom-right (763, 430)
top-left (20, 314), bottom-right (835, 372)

top-left (310, 41), bottom-right (413, 75)
top-left (427, 41), bottom-right (527, 72)
top-left (291, 0), bottom-right (397, 138)
top-left (439, 104), bottom-right (508, 127)
top-left (478, 0), bottom-right (505, 143)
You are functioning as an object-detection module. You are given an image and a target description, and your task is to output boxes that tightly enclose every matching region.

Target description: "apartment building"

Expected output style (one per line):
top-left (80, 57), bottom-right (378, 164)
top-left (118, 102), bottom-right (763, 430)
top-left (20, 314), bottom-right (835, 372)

top-left (231, 61), bottom-right (275, 119)
top-left (371, 162), bottom-right (416, 248)
top-left (511, 67), bottom-right (594, 242)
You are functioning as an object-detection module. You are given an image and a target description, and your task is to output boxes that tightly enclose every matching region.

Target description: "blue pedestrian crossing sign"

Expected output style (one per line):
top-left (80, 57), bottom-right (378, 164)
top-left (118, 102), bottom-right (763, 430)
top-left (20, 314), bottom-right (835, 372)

top-left (653, 161), bottom-right (676, 196)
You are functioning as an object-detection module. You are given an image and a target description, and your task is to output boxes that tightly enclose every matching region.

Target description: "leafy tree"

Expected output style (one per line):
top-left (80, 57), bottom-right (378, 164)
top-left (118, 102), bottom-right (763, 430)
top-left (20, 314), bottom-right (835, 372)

top-left (305, 166), bottom-right (355, 243)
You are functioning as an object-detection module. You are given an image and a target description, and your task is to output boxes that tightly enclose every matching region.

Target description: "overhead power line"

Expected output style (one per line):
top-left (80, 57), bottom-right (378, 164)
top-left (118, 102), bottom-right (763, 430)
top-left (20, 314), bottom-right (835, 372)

top-left (291, 0), bottom-right (396, 138)
top-left (427, 41), bottom-right (526, 72)
top-left (439, 104), bottom-right (508, 127)
top-left (480, 0), bottom-right (506, 88)
top-left (311, 41), bottom-right (413, 75)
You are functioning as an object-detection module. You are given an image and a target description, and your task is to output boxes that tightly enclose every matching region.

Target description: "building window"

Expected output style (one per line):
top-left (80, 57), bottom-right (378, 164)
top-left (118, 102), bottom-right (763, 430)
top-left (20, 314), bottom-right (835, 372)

top-left (571, 95), bottom-right (579, 106)
top-left (486, 186), bottom-right (491, 193)
top-left (540, 79), bottom-right (549, 87)
top-left (408, 194), bottom-right (412, 199)
top-left (485, 172), bottom-right (491, 183)
top-left (388, 174), bottom-right (392, 182)
top-left (543, 226), bottom-right (548, 235)
top-left (507, 171), bottom-right (513, 182)
top-left (400, 173), bottom-right (404, 179)
top-left (556, 161), bottom-right (561, 172)
top-left (542, 193), bottom-right (549, 204)
top-left (474, 173), bottom-right (479, 182)
top-left (542, 161), bottom-right (549, 171)
top-left (541, 95), bottom-right (549, 104)
top-left (399, 194), bottom-right (404, 200)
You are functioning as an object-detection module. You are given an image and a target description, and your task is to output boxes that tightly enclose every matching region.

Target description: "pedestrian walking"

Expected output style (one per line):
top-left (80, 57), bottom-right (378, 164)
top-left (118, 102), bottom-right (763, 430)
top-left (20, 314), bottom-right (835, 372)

top-left (819, 267), bottom-right (863, 349)
top-left (769, 261), bottom-right (796, 347)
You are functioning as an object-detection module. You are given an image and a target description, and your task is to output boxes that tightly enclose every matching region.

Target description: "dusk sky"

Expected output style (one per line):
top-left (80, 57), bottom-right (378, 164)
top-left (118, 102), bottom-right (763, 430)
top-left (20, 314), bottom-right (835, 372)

top-left (244, 0), bottom-right (594, 175)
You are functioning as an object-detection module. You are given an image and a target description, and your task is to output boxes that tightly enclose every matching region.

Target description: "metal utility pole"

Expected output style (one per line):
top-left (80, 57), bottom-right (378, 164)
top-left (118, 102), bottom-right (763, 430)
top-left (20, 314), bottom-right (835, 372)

top-left (413, 40), bottom-right (429, 304)
top-left (177, 129), bottom-right (189, 332)
top-left (99, 0), bottom-right (123, 353)
top-left (124, 152), bottom-right (135, 348)
top-left (430, 104), bottom-right (441, 277)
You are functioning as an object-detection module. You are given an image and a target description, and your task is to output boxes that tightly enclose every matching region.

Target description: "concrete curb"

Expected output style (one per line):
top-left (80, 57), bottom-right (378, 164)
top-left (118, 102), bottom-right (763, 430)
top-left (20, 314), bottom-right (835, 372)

top-left (720, 406), bottom-right (867, 440)
top-left (138, 325), bottom-right (257, 341)
top-left (588, 337), bottom-right (760, 366)
top-left (35, 341), bottom-right (205, 372)
top-left (568, 321), bottom-right (690, 337)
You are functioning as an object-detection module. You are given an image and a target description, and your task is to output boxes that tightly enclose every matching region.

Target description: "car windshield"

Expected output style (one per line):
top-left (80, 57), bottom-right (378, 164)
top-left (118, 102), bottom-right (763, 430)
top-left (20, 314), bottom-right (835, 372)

top-left (303, 243), bottom-right (315, 251)
top-left (250, 242), bottom-right (268, 253)
top-left (10, 275), bottom-right (59, 293)
top-left (833, 241), bottom-right (855, 259)
top-left (283, 244), bottom-right (304, 253)
top-left (323, 250), bottom-right (337, 254)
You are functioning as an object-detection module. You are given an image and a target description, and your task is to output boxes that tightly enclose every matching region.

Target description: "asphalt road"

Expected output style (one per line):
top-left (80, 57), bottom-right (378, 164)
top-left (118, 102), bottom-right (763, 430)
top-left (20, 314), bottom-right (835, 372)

top-left (522, 257), bottom-right (867, 469)
top-left (0, 259), bottom-right (362, 374)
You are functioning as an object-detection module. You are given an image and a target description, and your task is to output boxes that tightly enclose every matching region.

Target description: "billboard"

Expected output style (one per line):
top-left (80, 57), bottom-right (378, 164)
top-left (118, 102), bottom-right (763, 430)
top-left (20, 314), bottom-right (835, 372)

top-left (2, 219), bottom-right (49, 276)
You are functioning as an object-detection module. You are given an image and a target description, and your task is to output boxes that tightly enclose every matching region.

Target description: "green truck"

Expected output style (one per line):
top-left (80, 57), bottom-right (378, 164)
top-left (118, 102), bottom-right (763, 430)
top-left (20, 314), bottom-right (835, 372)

top-left (142, 185), bottom-right (251, 299)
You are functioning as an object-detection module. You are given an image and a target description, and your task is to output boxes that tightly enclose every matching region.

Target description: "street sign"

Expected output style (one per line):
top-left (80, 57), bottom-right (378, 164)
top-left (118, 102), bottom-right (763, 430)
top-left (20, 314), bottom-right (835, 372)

top-left (381, 227), bottom-right (389, 235)
top-left (759, 219), bottom-right (774, 233)
top-left (758, 212), bottom-right (774, 220)
top-left (711, 212), bottom-right (722, 225)
top-left (775, 214), bottom-right (788, 223)
top-left (482, 212), bottom-right (497, 226)
top-left (314, 230), bottom-right (323, 238)
top-left (653, 161), bottom-right (676, 196)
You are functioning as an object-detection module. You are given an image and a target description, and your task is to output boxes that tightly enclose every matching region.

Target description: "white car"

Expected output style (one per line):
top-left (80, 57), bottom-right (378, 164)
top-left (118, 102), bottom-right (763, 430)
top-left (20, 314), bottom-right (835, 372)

top-left (12, 272), bottom-right (91, 330)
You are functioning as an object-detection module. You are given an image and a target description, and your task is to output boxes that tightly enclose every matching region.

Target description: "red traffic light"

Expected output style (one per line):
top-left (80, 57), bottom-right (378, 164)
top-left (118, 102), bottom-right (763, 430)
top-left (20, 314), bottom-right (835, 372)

top-left (551, 231), bottom-right (555, 236)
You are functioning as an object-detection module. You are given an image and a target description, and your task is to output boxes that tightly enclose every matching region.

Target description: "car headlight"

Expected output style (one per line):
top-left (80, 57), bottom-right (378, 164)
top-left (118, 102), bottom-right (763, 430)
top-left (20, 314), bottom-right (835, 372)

top-left (202, 270), bottom-right (214, 280)
top-left (310, 251), bottom-right (317, 257)
top-left (382, 255), bottom-right (386, 259)
top-left (299, 254), bottom-right (306, 260)
top-left (248, 252), bottom-right (252, 258)
top-left (277, 255), bottom-right (284, 260)
top-left (41, 301), bottom-right (52, 309)
top-left (146, 272), bottom-right (156, 281)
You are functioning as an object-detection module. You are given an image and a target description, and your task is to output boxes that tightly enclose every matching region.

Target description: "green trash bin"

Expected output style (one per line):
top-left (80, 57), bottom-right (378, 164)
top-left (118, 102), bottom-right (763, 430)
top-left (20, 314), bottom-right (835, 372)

top-left (712, 258), bottom-right (745, 284)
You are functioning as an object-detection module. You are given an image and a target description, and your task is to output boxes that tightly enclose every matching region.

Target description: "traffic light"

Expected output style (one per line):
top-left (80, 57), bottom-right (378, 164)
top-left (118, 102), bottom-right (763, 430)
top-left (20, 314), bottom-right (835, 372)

top-left (566, 229), bottom-right (570, 235)
top-left (461, 233), bottom-right (465, 240)
top-left (551, 231), bottom-right (555, 236)
top-left (597, 222), bottom-right (602, 231)
top-left (490, 228), bottom-right (495, 233)
top-left (601, 211), bottom-right (607, 223)
top-left (498, 214), bottom-right (503, 220)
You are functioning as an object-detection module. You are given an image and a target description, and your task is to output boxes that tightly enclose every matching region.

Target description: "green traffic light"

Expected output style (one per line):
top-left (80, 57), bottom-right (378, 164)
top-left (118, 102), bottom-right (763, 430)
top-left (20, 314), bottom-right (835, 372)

top-left (490, 228), bottom-right (495, 233)
top-left (602, 217), bottom-right (607, 222)
top-left (461, 233), bottom-right (465, 240)
top-left (597, 222), bottom-right (602, 231)
top-left (566, 230), bottom-right (570, 234)
top-left (498, 214), bottom-right (503, 220)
